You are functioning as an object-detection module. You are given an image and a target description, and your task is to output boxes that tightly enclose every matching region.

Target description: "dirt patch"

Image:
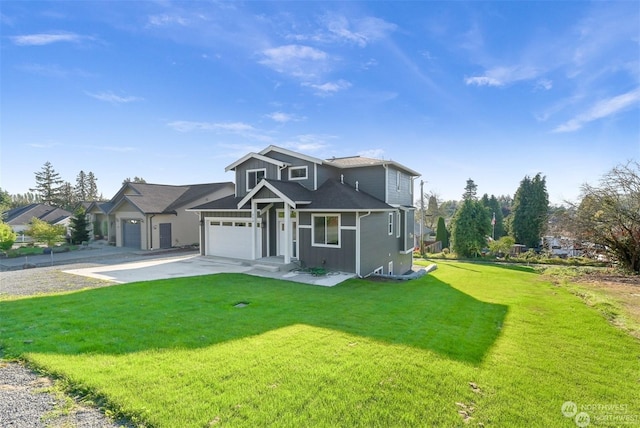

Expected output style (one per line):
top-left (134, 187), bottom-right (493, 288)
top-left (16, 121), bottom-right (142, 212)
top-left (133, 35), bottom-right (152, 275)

top-left (571, 273), bottom-right (640, 339)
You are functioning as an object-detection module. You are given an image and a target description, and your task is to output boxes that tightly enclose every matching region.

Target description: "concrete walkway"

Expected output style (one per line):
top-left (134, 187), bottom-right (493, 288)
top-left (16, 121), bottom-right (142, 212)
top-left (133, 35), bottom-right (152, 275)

top-left (63, 254), bottom-right (355, 287)
top-left (2, 242), bottom-right (355, 286)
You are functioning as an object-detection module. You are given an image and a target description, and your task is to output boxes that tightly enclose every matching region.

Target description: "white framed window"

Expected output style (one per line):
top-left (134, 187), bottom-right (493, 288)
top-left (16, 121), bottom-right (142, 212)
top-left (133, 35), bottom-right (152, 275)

top-left (312, 214), bottom-right (340, 247)
top-left (388, 261), bottom-right (394, 275)
top-left (288, 166), bottom-right (308, 180)
top-left (396, 211), bottom-right (401, 238)
top-left (246, 168), bottom-right (266, 191)
top-left (388, 212), bottom-right (394, 235)
top-left (396, 170), bottom-right (401, 191)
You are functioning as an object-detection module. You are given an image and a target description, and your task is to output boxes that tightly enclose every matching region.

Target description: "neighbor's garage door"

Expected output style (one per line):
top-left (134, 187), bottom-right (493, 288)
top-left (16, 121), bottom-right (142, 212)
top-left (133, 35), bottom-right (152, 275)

top-left (205, 219), bottom-right (261, 259)
top-left (122, 219), bottom-right (142, 249)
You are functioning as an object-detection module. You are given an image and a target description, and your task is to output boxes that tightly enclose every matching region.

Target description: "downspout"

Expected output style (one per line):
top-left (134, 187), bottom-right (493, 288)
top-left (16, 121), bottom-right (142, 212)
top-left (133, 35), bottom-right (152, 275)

top-left (355, 211), bottom-right (372, 277)
top-left (149, 214), bottom-right (155, 250)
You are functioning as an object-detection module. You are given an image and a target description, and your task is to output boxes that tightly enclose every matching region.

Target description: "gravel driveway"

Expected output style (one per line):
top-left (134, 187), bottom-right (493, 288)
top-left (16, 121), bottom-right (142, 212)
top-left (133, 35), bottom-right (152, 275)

top-left (1, 263), bottom-right (132, 427)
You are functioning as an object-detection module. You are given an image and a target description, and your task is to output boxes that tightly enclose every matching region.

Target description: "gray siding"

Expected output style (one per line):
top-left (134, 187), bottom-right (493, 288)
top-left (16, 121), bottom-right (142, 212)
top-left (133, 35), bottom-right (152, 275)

top-left (263, 151), bottom-right (317, 190)
top-left (298, 228), bottom-right (356, 272)
top-left (341, 166), bottom-right (386, 201)
top-left (386, 166), bottom-right (413, 206)
top-left (200, 211), bottom-right (251, 218)
top-left (317, 164), bottom-right (341, 188)
top-left (235, 158), bottom-right (279, 197)
top-left (359, 212), bottom-right (412, 276)
top-left (403, 209), bottom-right (415, 252)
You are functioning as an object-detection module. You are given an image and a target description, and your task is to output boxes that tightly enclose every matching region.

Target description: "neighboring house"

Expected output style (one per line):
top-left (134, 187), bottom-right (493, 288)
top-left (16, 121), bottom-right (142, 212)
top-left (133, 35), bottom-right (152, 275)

top-left (86, 182), bottom-right (234, 250)
top-left (3, 204), bottom-right (73, 238)
top-left (189, 145), bottom-right (420, 277)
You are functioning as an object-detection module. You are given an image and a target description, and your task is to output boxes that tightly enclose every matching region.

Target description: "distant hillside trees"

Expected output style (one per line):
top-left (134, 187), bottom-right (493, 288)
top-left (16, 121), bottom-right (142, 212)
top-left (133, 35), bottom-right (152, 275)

top-left (511, 173), bottom-right (549, 248)
top-left (435, 216), bottom-right (449, 249)
top-left (451, 179), bottom-right (491, 257)
top-left (481, 194), bottom-right (505, 239)
top-left (123, 176), bottom-right (146, 186)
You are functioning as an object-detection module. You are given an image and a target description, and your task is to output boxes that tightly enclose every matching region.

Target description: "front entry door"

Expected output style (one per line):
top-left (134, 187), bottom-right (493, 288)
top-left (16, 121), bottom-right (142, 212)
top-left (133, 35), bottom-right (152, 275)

top-left (159, 223), bottom-right (172, 249)
top-left (278, 219), bottom-right (297, 258)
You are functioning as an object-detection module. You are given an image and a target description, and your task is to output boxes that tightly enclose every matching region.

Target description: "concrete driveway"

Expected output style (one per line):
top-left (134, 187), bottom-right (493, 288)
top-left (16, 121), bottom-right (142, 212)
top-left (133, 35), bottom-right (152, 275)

top-left (63, 254), bottom-right (355, 287)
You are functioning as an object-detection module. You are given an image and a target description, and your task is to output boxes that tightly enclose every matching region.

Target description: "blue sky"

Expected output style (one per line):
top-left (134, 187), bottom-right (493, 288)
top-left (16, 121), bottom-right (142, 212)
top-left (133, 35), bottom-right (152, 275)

top-left (1, 1), bottom-right (638, 205)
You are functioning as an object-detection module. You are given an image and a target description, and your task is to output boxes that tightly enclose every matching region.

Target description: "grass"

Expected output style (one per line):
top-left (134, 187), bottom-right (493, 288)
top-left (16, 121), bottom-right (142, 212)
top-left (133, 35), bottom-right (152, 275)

top-left (1, 262), bottom-right (639, 427)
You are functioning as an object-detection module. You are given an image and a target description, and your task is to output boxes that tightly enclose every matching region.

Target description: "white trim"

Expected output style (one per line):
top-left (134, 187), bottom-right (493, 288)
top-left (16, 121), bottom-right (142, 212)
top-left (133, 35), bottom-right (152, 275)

top-left (373, 266), bottom-right (383, 275)
top-left (388, 261), bottom-right (393, 275)
top-left (204, 216), bottom-right (262, 223)
top-left (313, 164), bottom-right (318, 190)
top-left (246, 168), bottom-right (266, 192)
top-left (238, 180), bottom-right (302, 209)
top-left (396, 170), bottom-right (401, 192)
top-left (298, 224), bottom-right (312, 229)
top-left (225, 152), bottom-right (289, 172)
top-left (400, 248), bottom-right (414, 255)
top-left (396, 210), bottom-right (401, 238)
top-left (258, 145), bottom-right (324, 165)
top-left (288, 165), bottom-right (308, 180)
top-left (388, 212), bottom-right (394, 235)
top-left (311, 213), bottom-right (341, 248)
top-left (341, 225), bottom-right (357, 230)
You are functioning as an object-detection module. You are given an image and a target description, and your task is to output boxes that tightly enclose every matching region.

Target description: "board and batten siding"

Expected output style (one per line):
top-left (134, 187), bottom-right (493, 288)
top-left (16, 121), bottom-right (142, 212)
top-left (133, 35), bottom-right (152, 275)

top-left (235, 158), bottom-right (279, 198)
top-left (297, 211), bottom-right (356, 272)
top-left (386, 167), bottom-right (413, 206)
top-left (262, 151), bottom-right (317, 190)
top-left (359, 211), bottom-right (412, 276)
top-left (340, 166), bottom-right (386, 202)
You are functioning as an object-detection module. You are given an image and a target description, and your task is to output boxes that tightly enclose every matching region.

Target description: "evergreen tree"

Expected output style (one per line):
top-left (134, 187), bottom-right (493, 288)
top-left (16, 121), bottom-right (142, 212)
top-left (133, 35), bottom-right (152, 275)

top-left (10, 192), bottom-right (40, 208)
top-left (69, 209), bottom-right (90, 244)
top-left (75, 170), bottom-right (88, 201)
top-left (451, 199), bottom-right (491, 257)
top-left (0, 188), bottom-right (11, 215)
top-left (60, 181), bottom-right (78, 210)
top-left (122, 176), bottom-right (147, 186)
top-left (86, 172), bottom-right (99, 201)
top-left (462, 178), bottom-right (478, 201)
top-left (481, 194), bottom-right (505, 239)
top-left (511, 173), bottom-right (549, 248)
top-left (30, 161), bottom-right (64, 206)
top-left (435, 216), bottom-right (449, 249)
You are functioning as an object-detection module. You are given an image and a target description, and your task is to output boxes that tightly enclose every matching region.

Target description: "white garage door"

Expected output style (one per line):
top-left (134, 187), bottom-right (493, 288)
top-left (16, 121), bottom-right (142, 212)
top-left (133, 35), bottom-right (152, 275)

top-left (205, 219), bottom-right (261, 259)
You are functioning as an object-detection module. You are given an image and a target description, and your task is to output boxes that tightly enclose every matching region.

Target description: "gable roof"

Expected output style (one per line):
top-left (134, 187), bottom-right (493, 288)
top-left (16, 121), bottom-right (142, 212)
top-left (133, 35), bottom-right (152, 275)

top-left (225, 152), bottom-right (289, 172)
top-left (324, 155), bottom-right (420, 177)
top-left (109, 182), bottom-right (234, 215)
top-left (258, 145), bottom-right (324, 165)
top-left (302, 179), bottom-right (393, 211)
top-left (3, 204), bottom-right (73, 225)
top-left (237, 179), bottom-right (312, 209)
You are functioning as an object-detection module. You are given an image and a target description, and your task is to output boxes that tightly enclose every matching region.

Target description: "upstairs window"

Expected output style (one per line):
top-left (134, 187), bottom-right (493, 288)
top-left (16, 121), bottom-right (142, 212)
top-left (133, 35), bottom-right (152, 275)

top-left (246, 168), bottom-right (266, 191)
top-left (396, 171), bottom-right (402, 191)
top-left (388, 212), bottom-right (394, 235)
top-left (288, 166), bottom-right (308, 180)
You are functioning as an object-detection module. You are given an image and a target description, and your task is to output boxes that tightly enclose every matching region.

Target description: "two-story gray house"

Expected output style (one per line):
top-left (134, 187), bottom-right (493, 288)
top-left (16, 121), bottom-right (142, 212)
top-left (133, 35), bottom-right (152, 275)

top-left (189, 145), bottom-right (419, 277)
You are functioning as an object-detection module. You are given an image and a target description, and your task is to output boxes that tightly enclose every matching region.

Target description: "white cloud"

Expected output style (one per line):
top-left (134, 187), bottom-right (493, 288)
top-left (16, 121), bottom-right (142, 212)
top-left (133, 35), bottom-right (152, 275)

top-left (553, 88), bottom-right (640, 133)
top-left (266, 112), bottom-right (301, 123)
top-left (302, 80), bottom-right (351, 96)
top-left (535, 79), bottom-right (553, 91)
top-left (11, 32), bottom-right (87, 46)
top-left (18, 63), bottom-right (95, 79)
top-left (85, 91), bottom-right (143, 104)
top-left (259, 44), bottom-right (329, 78)
top-left (464, 76), bottom-right (502, 87)
top-left (167, 121), bottom-right (255, 133)
top-left (147, 14), bottom-right (189, 27)
top-left (322, 14), bottom-right (396, 47)
top-left (465, 65), bottom-right (541, 87)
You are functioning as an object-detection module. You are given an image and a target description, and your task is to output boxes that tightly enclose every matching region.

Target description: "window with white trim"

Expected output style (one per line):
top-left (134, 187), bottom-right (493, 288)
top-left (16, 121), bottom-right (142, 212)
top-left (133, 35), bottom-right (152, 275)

top-left (388, 212), bottom-right (394, 235)
top-left (288, 166), bottom-right (308, 180)
top-left (396, 170), bottom-right (401, 191)
top-left (396, 211), bottom-right (401, 238)
top-left (246, 168), bottom-right (266, 191)
top-left (313, 214), bottom-right (340, 247)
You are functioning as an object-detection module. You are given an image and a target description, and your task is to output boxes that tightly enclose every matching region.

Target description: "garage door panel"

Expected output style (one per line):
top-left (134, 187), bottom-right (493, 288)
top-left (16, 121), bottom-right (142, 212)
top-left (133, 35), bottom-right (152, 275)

top-left (206, 220), bottom-right (261, 259)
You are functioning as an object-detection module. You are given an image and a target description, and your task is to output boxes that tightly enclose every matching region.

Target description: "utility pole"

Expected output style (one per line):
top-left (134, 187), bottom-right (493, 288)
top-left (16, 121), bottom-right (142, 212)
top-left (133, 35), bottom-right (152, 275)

top-left (420, 180), bottom-right (424, 256)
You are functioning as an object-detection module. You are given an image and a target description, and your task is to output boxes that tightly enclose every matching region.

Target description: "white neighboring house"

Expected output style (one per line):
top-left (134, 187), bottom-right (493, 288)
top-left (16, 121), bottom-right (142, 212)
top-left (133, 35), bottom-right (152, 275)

top-left (3, 203), bottom-right (73, 241)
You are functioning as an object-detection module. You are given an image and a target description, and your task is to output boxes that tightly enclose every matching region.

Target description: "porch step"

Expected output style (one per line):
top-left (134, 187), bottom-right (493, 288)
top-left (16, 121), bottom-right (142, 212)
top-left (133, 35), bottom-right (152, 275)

top-left (252, 264), bottom-right (280, 273)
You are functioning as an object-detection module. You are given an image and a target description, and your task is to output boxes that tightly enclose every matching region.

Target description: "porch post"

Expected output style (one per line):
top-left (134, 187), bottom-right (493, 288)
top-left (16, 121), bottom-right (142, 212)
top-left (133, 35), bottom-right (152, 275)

top-left (284, 203), bottom-right (291, 264)
top-left (251, 200), bottom-right (257, 260)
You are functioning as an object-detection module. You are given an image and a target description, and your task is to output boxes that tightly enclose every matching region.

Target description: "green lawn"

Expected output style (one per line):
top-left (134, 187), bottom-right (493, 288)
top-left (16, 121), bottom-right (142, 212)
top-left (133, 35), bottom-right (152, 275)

top-left (0, 262), bottom-right (638, 427)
